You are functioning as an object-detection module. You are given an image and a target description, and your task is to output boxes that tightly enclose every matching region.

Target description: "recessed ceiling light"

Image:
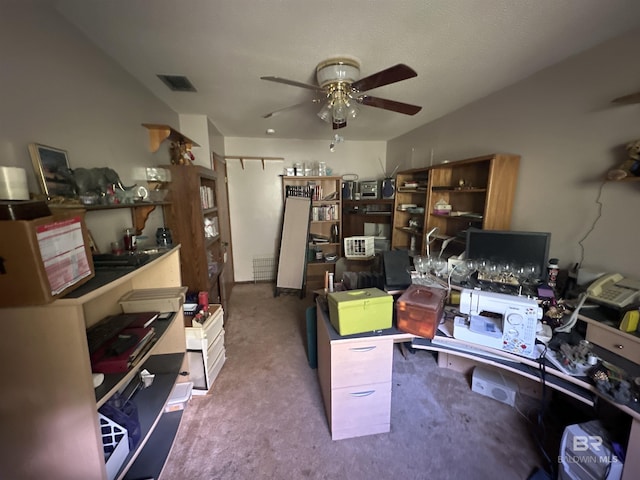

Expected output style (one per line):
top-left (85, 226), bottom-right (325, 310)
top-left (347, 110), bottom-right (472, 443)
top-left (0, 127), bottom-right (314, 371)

top-left (266, 128), bottom-right (275, 135)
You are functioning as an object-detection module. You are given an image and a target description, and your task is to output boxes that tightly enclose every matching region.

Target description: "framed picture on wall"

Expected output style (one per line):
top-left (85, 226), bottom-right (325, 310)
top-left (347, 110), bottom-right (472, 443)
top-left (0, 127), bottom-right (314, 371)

top-left (28, 143), bottom-right (76, 197)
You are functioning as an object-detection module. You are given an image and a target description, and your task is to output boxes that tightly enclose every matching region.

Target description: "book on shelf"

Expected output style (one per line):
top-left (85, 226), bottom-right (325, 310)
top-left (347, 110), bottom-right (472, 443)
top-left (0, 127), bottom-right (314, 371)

top-left (127, 311), bottom-right (160, 328)
top-left (90, 326), bottom-right (156, 374)
top-left (86, 311), bottom-right (160, 355)
top-left (127, 327), bottom-right (156, 362)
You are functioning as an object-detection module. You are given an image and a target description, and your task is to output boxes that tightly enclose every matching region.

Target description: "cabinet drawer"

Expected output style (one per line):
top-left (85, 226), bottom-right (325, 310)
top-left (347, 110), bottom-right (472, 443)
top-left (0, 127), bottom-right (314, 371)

top-left (586, 322), bottom-right (640, 364)
top-left (185, 310), bottom-right (223, 349)
top-left (205, 330), bottom-right (225, 371)
top-left (206, 346), bottom-right (226, 387)
top-left (331, 339), bottom-right (393, 388)
top-left (331, 381), bottom-right (391, 438)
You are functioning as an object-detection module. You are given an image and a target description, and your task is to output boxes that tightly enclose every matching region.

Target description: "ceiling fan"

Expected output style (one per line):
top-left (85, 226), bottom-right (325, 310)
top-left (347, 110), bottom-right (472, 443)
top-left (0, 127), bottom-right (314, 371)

top-left (612, 90), bottom-right (640, 104)
top-left (260, 57), bottom-right (422, 129)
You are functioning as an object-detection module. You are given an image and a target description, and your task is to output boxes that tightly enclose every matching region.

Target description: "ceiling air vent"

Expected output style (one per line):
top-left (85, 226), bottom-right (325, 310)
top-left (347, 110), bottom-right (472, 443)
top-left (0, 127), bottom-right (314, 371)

top-left (157, 74), bottom-right (197, 92)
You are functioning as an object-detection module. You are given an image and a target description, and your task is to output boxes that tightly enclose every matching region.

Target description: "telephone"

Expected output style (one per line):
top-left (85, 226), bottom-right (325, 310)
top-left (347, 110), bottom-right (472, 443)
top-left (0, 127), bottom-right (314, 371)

top-left (587, 273), bottom-right (640, 308)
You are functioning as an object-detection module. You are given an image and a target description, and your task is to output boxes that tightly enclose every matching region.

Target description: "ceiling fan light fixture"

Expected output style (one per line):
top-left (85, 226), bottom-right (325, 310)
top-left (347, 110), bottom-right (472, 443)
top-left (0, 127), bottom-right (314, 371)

top-left (316, 57), bottom-right (360, 88)
top-left (332, 99), bottom-right (347, 123)
top-left (329, 134), bottom-right (344, 152)
top-left (317, 103), bottom-right (332, 123)
top-left (345, 96), bottom-right (360, 119)
top-left (260, 58), bottom-right (422, 127)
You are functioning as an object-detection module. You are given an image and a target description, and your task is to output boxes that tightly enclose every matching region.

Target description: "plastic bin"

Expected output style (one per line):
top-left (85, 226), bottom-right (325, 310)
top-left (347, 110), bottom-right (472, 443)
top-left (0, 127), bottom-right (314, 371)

top-left (99, 397), bottom-right (141, 450)
top-left (99, 413), bottom-right (129, 480)
top-left (344, 236), bottom-right (375, 259)
top-left (328, 288), bottom-right (393, 335)
top-left (165, 381), bottom-right (193, 412)
top-left (118, 287), bottom-right (188, 313)
top-left (396, 284), bottom-right (447, 339)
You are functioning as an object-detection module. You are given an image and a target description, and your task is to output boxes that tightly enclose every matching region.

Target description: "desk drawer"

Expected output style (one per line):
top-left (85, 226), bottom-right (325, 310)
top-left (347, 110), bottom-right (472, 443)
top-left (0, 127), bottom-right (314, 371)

top-left (206, 346), bottom-right (226, 387)
top-left (331, 339), bottom-right (393, 389)
top-left (331, 381), bottom-right (391, 439)
top-left (205, 330), bottom-right (225, 371)
top-left (186, 311), bottom-right (224, 350)
top-left (185, 305), bottom-right (223, 339)
top-left (586, 322), bottom-right (640, 364)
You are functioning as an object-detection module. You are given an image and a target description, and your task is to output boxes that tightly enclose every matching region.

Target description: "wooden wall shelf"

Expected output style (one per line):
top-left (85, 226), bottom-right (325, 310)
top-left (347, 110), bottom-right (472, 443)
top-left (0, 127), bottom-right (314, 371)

top-left (50, 201), bottom-right (169, 235)
top-left (142, 123), bottom-right (200, 153)
top-left (224, 155), bottom-right (284, 170)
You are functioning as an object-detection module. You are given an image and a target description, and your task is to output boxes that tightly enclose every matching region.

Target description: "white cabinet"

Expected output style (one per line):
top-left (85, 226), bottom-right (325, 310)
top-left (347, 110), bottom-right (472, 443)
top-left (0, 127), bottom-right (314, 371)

top-left (185, 304), bottom-right (226, 393)
top-left (316, 304), bottom-right (395, 440)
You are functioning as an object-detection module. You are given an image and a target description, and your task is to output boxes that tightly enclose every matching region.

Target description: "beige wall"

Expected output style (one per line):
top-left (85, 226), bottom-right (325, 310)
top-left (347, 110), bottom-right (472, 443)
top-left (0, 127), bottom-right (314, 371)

top-left (0, 2), bottom-right (179, 253)
top-left (4, 2), bottom-right (640, 281)
top-left (224, 137), bottom-right (386, 281)
top-left (388, 27), bottom-right (640, 278)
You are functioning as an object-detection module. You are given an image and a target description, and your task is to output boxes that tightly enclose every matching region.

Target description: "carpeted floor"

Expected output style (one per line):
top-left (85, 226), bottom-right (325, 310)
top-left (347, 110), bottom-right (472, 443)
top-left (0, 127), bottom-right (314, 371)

top-left (159, 283), bottom-right (571, 480)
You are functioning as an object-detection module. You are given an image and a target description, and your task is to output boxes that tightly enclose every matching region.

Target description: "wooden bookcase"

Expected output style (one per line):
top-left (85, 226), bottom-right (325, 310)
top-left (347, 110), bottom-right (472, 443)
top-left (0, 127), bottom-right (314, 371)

top-left (341, 199), bottom-right (394, 239)
top-left (163, 165), bottom-right (226, 315)
top-left (392, 153), bottom-right (520, 256)
top-left (391, 168), bottom-right (430, 254)
top-left (281, 176), bottom-right (342, 292)
top-left (0, 248), bottom-right (186, 480)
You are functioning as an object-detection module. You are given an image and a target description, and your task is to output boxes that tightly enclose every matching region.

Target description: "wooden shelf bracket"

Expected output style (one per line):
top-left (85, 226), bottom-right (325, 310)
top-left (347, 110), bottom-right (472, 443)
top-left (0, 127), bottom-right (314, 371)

top-left (142, 123), bottom-right (200, 153)
top-left (224, 156), bottom-right (284, 170)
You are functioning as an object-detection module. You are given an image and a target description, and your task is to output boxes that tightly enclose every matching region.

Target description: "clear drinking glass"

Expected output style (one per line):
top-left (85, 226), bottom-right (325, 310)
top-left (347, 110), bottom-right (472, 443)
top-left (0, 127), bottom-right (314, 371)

top-left (431, 258), bottom-right (448, 278)
top-left (413, 256), bottom-right (427, 277)
top-left (524, 263), bottom-right (541, 283)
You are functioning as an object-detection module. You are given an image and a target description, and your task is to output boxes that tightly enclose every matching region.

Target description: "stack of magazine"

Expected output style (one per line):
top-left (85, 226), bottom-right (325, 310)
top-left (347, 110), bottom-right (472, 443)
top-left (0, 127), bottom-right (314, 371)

top-left (88, 312), bottom-right (159, 374)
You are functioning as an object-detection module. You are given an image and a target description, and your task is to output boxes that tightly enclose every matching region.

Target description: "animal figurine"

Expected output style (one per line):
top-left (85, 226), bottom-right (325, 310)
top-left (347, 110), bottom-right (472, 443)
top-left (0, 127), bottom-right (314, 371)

top-left (73, 167), bottom-right (125, 195)
top-left (169, 141), bottom-right (195, 165)
top-left (57, 167), bottom-right (126, 196)
top-left (607, 138), bottom-right (640, 180)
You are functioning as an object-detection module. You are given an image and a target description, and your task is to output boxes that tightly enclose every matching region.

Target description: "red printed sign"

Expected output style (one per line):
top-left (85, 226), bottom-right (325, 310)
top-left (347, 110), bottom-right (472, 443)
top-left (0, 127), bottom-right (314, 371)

top-left (36, 216), bottom-right (92, 295)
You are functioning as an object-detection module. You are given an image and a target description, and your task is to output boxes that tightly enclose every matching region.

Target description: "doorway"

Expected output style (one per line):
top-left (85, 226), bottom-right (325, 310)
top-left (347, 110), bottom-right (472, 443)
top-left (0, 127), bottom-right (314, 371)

top-left (212, 152), bottom-right (234, 317)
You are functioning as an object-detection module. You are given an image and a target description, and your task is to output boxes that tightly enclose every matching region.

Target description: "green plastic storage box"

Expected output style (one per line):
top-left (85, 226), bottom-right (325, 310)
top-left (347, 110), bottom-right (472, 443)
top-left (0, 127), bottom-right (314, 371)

top-left (327, 288), bottom-right (393, 335)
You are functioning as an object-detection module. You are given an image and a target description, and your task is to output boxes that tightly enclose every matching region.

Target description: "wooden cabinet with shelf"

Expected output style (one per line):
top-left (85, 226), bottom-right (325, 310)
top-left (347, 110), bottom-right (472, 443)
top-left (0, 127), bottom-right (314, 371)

top-left (391, 154), bottom-right (520, 257)
top-left (163, 165), bottom-right (227, 315)
top-left (0, 248), bottom-right (186, 480)
top-left (391, 169), bottom-right (429, 254)
top-left (342, 199), bottom-right (394, 239)
top-left (281, 176), bottom-right (342, 292)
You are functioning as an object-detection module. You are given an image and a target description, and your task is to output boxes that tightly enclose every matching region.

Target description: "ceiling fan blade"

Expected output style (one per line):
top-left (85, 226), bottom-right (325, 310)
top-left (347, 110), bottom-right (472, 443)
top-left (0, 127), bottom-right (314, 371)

top-left (358, 95), bottom-right (422, 115)
top-left (351, 64), bottom-right (417, 92)
top-left (262, 99), bottom-right (322, 119)
top-left (612, 91), bottom-right (640, 105)
top-left (260, 76), bottom-right (324, 93)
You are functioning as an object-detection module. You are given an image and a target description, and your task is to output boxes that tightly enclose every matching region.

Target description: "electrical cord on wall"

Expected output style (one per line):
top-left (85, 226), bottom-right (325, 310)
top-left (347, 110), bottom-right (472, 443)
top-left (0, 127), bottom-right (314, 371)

top-left (577, 180), bottom-right (606, 268)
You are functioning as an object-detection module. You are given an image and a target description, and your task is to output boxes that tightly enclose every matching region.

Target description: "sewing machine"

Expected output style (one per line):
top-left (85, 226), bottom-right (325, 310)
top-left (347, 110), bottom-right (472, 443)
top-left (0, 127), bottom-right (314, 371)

top-left (454, 289), bottom-right (543, 358)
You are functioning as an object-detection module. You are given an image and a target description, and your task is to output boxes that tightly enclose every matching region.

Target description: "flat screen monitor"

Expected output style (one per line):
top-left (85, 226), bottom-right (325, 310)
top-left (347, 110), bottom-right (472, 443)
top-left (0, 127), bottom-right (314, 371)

top-left (465, 229), bottom-right (551, 281)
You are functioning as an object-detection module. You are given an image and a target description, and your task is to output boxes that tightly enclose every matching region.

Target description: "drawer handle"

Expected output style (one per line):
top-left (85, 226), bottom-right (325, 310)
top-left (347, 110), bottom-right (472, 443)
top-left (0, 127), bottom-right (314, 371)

top-left (350, 390), bottom-right (375, 398)
top-left (349, 346), bottom-right (376, 353)
top-left (614, 344), bottom-right (624, 350)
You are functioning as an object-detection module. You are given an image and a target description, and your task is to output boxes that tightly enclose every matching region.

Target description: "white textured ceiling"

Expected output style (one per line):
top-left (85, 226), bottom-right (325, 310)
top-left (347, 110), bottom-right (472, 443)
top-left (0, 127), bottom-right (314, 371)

top-left (52, 0), bottom-right (640, 142)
